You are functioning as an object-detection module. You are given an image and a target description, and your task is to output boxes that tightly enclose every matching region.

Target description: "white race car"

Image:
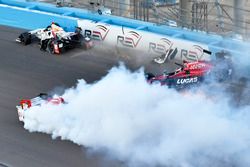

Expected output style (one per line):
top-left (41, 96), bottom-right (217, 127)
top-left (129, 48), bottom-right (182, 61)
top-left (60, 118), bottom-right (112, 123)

top-left (16, 93), bottom-right (65, 122)
top-left (16, 23), bottom-right (93, 54)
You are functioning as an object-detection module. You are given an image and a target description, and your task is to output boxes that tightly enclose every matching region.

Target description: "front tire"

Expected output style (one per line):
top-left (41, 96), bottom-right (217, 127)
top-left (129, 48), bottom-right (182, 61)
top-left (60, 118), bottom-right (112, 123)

top-left (47, 39), bottom-right (55, 54)
top-left (81, 37), bottom-right (93, 50)
top-left (145, 73), bottom-right (155, 80)
top-left (97, 9), bottom-right (102, 15)
top-left (152, 80), bottom-right (161, 85)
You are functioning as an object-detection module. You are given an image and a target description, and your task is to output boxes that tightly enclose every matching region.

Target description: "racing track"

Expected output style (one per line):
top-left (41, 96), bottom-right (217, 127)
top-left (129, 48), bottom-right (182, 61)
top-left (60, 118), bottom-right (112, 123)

top-left (0, 25), bottom-right (130, 167)
top-left (0, 25), bottom-right (249, 167)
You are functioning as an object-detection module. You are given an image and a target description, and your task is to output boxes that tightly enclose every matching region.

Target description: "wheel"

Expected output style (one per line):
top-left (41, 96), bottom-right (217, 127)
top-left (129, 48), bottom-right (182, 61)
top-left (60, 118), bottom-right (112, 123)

top-left (81, 42), bottom-right (88, 50)
top-left (47, 39), bottom-right (55, 54)
top-left (75, 27), bottom-right (82, 34)
top-left (145, 73), bottom-right (155, 80)
top-left (97, 9), bottom-right (102, 15)
top-left (152, 80), bottom-right (161, 85)
top-left (81, 37), bottom-right (92, 50)
top-left (38, 93), bottom-right (48, 99)
top-left (19, 32), bottom-right (31, 45)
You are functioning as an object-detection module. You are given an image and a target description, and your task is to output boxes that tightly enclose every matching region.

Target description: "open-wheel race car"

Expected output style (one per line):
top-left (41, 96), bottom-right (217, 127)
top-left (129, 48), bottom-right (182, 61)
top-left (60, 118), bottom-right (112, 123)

top-left (16, 93), bottom-right (65, 122)
top-left (146, 52), bottom-right (233, 89)
top-left (16, 22), bottom-right (93, 54)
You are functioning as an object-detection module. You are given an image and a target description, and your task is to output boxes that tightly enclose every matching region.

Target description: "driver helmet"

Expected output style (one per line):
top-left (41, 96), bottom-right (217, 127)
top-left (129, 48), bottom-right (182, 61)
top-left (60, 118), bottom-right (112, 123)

top-left (51, 22), bottom-right (63, 32)
top-left (22, 103), bottom-right (28, 109)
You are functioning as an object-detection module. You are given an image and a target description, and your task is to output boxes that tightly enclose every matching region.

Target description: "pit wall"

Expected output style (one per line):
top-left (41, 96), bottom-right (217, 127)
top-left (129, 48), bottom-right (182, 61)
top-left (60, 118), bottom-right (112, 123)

top-left (0, 0), bottom-right (246, 60)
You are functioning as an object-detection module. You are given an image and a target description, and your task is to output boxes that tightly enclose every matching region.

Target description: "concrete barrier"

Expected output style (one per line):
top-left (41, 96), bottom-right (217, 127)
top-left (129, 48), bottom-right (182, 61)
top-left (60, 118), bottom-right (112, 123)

top-left (0, 0), bottom-right (217, 42)
top-left (0, 3), bottom-right (78, 31)
top-left (0, 0), bottom-right (246, 60)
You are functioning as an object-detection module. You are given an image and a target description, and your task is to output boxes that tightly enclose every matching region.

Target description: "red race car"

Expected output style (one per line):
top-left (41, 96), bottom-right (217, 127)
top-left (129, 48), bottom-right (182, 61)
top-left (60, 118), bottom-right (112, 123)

top-left (16, 93), bottom-right (64, 122)
top-left (146, 55), bottom-right (233, 89)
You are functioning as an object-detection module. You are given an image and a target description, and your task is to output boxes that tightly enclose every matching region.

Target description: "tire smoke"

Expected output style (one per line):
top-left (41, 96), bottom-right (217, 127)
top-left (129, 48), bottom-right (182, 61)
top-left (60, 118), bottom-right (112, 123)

top-left (24, 65), bottom-right (250, 167)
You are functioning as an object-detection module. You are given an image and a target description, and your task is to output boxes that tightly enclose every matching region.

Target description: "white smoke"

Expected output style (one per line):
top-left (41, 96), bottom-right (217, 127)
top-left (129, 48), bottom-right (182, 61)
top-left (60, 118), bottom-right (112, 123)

top-left (23, 65), bottom-right (250, 167)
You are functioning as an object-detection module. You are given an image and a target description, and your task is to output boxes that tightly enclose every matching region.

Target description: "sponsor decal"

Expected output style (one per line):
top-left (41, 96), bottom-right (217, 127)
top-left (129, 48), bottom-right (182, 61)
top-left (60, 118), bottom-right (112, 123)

top-left (84, 24), bottom-right (110, 41)
top-left (149, 38), bottom-right (172, 54)
top-left (117, 31), bottom-right (142, 48)
top-left (181, 45), bottom-right (204, 61)
top-left (151, 41), bottom-right (207, 62)
top-left (177, 77), bottom-right (198, 84)
top-left (92, 25), bottom-right (110, 41)
top-left (189, 63), bottom-right (206, 70)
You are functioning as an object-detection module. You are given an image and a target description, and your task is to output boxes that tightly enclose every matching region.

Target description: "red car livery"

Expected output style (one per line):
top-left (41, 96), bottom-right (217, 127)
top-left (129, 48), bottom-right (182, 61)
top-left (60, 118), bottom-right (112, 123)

top-left (146, 58), bottom-right (232, 88)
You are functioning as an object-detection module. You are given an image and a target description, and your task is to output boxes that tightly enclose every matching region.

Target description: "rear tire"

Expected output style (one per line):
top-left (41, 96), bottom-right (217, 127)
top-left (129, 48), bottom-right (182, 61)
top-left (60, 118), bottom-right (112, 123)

top-left (19, 32), bottom-right (31, 45)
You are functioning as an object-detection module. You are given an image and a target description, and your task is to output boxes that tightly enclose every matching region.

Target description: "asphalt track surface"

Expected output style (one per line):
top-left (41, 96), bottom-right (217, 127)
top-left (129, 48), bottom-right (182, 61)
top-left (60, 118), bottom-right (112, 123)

top-left (0, 25), bottom-right (249, 167)
top-left (0, 25), bottom-right (135, 167)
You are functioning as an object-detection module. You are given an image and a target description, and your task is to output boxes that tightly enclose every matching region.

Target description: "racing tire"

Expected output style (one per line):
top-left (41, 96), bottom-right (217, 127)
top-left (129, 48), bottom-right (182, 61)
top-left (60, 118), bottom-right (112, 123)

top-left (47, 39), bottom-right (55, 54)
top-left (97, 9), bottom-right (102, 15)
top-left (80, 36), bottom-right (92, 50)
top-left (82, 42), bottom-right (87, 50)
top-left (19, 32), bottom-right (32, 45)
top-left (145, 73), bottom-right (155, 80)
top-left (75, 27), bottom-right (82, 35)
top-left (78, 34), bottom-right (85, 47)
top-left (38, 93), bottom-right (48, 98)
top-left (152, 80), bottom-right (161, 85)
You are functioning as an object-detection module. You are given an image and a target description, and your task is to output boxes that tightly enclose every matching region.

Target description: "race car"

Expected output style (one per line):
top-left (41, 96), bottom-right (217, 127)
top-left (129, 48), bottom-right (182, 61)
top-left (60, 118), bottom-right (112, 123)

top-left (146, 54), bottom-right (233, 89)
top-left (16, 22), bottom-right (93, 54)
top-left (146, 61), bottom-right (212, 88)
top-left (16, 93), bottom-right (64, 122)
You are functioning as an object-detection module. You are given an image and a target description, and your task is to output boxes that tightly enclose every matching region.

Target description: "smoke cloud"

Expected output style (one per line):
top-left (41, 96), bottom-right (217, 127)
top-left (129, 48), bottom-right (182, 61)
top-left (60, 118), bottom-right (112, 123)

top-left (23, 64), bottom-right (250, 167)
